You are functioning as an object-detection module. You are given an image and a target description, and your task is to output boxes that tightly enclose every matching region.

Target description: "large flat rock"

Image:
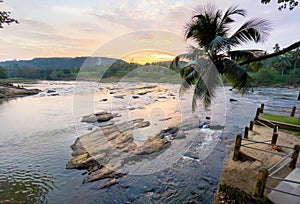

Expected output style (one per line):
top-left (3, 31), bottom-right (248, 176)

top-left (0, 84), bottom-right (40, 99)
top-left (66, 118), bottom-right (177, 185)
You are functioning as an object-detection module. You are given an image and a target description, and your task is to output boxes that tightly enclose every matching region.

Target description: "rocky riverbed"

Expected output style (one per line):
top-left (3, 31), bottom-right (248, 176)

top-left (67, 83), bottom-right (227, 192)
top-left (5, 81), bottom-right (285, 203)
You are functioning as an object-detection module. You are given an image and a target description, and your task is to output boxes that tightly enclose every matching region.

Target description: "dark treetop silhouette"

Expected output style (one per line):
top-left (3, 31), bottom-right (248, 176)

top-left (0, 0), bottom-right (18, 28)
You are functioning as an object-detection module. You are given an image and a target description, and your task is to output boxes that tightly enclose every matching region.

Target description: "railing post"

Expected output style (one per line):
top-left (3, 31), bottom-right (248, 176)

top-left (289, 145), bottom-right (300, 169)
top-left (255, 108), bottom-right (261, 121)
top-left (297, 92), bottom-right (300, 101)
top-left (290, 106), bottom-right (296, 117)
top-left (254, 168), bottom-right (269, 198)
top-left (244, 127), bottom-right (249, 139)
top-left (249, 120), bottom-right (254, 131)
top-left (233, 134), bottom-right (242, 161)
top-left (271, 125), bottom-right (279, 145)
top-left (260, 104), bottom-right (264, 113)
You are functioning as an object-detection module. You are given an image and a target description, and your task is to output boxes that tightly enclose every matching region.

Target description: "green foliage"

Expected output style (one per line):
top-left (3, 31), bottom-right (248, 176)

top-left (0, 0), bottom-right (19, 28)
top-left (0, 57), bottom-right (173, 82)
top-left (251, 67), bottom-right (279, 86)
top-left (102, 59), bottom-right (138, 78)
top-left (250, 47), bottom-right (300, 87)
top-left (0, 57), bottom-right (121, 80)
top-left (0, 66), bottom-right (9, 78)
top-left (261, 0), bottom-right (298, 10)
top-left (288, 69), bottom-right (300, 85)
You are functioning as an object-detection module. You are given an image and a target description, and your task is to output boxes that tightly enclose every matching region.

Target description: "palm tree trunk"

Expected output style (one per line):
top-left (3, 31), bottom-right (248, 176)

top-left (294, 58), bottom-right (299, 72)
top-left (239, 41), bottom-right (300, 66)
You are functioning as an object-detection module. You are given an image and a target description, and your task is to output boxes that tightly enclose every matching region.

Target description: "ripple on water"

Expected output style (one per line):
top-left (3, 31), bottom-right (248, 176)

top-left (0, 167), bottom-right (54, 203)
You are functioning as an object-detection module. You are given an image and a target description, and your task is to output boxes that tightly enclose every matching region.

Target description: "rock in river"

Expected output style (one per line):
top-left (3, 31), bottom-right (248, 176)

top-left (81, 111), bottom-right (113, 123)
top-left (66, 118), bottom-right (175, 185)
top-left (0, 83), bottom-right (40, 100)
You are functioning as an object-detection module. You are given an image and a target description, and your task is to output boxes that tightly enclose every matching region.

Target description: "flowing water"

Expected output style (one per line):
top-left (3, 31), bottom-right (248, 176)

top-left (0, 81), bottom-right (299, 203)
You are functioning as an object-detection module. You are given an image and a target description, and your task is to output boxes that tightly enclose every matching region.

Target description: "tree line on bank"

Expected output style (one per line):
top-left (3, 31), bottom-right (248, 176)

top-left (0, 47), bottom-right (299, 87)
top-left (248, 46), bottom-right (300, 87)
top-left (0, 57), bottom-right (170, 80)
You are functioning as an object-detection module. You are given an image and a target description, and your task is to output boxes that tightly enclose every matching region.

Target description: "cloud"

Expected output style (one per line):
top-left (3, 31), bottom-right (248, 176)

top-left (0, 0), bottom-right (299, 61)
top-left (89, 0), bottom-right (190, 32)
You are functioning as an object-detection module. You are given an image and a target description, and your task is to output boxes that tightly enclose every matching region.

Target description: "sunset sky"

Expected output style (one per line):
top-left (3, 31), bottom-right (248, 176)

top-left (0, 0), bottom-right (299, 63)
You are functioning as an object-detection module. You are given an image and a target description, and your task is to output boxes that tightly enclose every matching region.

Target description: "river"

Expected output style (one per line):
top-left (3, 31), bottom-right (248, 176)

top-left (0, 81), bottom-right (299, 203)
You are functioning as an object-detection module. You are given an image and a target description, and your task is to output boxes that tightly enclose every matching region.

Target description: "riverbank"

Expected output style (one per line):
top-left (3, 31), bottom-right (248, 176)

top-left (215, 124), bottom-right (300, 203)
top-left (0, 83), bottom-right (40, 102)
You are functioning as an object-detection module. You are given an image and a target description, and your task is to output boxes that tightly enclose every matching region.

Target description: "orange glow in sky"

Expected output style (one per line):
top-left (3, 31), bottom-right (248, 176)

top-left (122, 50), bottom-right (175, 65)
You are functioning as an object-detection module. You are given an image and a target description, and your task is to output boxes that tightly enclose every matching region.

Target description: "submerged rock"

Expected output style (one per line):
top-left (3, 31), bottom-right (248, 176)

top-left (159, 117), bottom-right (172, 121)
top-left (67, 118), bottom-right (175, 185)
top-left (49, 93), bottom-right (59, 96)
top-left (113, 95), bottom-right (125, 99)
top-left (47, 89), bottom-right (56, 93)
top-left (101, 178), bottom-right (118, 189)
top-left (137, 91), bottom-right (151, 95)
top-left (81, 112), bottom-right (113, 123)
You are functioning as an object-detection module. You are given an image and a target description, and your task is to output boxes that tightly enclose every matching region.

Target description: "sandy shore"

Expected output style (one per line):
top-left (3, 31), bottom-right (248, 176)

top-left (215, 124), bottom-right (300, 203)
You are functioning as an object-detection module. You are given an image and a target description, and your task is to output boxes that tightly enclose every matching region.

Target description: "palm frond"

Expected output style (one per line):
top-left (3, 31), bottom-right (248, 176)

top-left (208, 36), bottom-right (236, 54)
top-left (249, 61), bottom-right (263, 72)
top-left (222, 5), bottom-right (246, 19)
top-left (191, 77), bottom-right (207, 111)
top-left (228, 49), bottom-right (266, 61)
top-left (229, 18), bottom-right (272, 45)
top-left (222, 59), bottom-right (251, 94)
top-left (185, 12), bottom-right (219, 49)
top-left (170, 47), bottom-right (206, 74)
top-left (217, 6), bottom-right (246, 35)
top-left (228, 49), bottom-right (266, 71)
top-left (179, 70), bottom-right (199, 96)
top-left (191, 63), bottom-right (220, 110)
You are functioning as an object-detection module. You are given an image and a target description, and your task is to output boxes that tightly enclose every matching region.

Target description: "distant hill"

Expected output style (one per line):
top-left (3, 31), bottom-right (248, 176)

top-left (0, 56), bottom-right (173, 81)
top-left (0, 56), bottom-right (119, 70)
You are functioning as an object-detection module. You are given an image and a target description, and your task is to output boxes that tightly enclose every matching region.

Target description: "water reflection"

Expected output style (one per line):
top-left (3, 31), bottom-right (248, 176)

top-left (0, 168), bottom-right (53, 203)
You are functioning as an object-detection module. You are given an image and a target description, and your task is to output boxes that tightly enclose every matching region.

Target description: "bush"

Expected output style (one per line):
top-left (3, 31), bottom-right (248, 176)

top-left (288, 69), bottom-right (300, 86)
top-left (251, 67), bottom-right (279, 86)
top-left (0, 66), bottom-right (9, 79)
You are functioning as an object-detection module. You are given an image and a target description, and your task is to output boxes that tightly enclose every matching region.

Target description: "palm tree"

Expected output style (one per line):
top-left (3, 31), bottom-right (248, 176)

top-left (289, 48), bottom-right (300, 72)
top-left (170, 5), bottom-right (271, 110)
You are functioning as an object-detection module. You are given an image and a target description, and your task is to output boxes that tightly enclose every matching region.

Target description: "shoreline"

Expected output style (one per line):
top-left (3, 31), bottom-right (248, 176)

top-left (3, 78), bottom-right (300, 88)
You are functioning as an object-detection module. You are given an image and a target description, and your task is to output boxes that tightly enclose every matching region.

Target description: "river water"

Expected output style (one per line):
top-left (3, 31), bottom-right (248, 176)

top-left (0, 81), bottom-right (299, 203)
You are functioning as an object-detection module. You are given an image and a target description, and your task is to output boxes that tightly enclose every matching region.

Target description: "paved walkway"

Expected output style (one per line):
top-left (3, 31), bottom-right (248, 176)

top-left (268, 167), bottom-right (300, 204)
